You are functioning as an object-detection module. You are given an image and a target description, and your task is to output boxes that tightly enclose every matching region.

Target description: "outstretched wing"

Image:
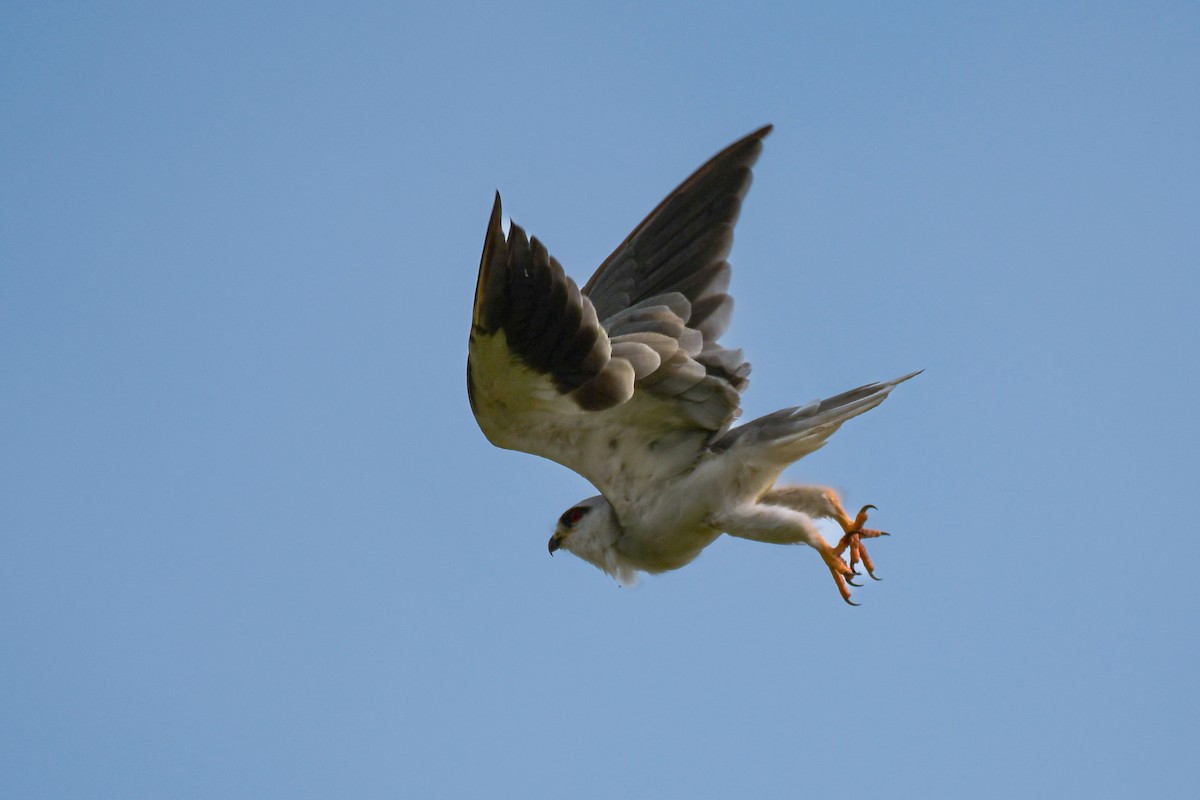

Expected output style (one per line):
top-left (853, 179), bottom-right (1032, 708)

top-left (712, 371), bottom-right (923, 464)
top-left (467, 127), bottom-right (770, 503)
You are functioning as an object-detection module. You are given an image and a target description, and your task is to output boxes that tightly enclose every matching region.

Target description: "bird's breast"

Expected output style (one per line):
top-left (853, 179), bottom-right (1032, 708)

top-left (611, 484), bottom-right (724, 572)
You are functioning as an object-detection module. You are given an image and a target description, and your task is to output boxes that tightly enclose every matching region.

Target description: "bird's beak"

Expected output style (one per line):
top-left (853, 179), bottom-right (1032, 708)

top-left (548, 533), bottom-right (563, 555)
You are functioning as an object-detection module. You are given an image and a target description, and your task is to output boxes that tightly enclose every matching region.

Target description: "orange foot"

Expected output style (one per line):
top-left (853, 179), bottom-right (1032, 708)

top-left (834, 504), bottom-right (890, 586)
top-left (817, 541), bottom-right (862, 606)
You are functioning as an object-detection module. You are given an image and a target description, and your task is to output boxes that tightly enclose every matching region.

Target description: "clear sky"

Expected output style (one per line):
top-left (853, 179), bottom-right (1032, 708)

top-left (2, 2), bottom-right (1197, 798)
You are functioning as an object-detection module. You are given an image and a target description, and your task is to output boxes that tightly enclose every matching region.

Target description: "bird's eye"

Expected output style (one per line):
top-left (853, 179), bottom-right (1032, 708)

top-left (560, 506), bottom-right (588, 527)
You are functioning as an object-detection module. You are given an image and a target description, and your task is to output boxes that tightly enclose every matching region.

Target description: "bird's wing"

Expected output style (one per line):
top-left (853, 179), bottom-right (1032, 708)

top-left (468, 127), bottom-right (770, 505)
top-left (712, 371), bottom-right (923, 465)
top-left (584, 125), bottom-right (771, 403)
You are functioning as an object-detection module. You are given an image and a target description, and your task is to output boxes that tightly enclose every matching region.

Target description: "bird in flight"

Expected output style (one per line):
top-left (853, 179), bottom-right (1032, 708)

top-left (467, 125), bottom-right (918, 604)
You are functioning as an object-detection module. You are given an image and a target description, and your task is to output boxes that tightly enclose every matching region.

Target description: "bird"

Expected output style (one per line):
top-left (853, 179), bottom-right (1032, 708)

top-left (466, 125), bottom-right (918, 604)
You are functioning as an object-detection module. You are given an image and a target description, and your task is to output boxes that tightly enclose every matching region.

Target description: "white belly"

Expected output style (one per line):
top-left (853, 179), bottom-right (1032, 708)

top-left (611, 449), bottom-right (784, 572)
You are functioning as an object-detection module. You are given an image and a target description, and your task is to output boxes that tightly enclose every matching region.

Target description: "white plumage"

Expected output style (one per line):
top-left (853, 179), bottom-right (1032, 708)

top-left (467, 125), bottom-right (917, 603)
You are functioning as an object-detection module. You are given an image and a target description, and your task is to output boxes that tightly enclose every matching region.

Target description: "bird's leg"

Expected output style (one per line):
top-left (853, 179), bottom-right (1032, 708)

top-left (711, 502), bottom-right (864, 606)
top-left (762, 486), bottom-right (890, 581)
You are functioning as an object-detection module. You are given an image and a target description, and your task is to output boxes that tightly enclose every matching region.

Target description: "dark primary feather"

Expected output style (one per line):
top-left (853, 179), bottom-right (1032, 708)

top-left (583, 125), bottom-right (772, 329)
top-left (471, 193), bottom-right (632, 411)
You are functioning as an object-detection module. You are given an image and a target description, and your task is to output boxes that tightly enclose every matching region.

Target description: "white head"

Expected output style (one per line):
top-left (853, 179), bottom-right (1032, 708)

top-left (547, 495), bottom-right (635, 584)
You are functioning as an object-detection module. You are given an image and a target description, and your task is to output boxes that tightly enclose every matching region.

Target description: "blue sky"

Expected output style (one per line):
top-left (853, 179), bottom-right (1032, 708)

top-left (2, 2), bottom-right (1197, 797)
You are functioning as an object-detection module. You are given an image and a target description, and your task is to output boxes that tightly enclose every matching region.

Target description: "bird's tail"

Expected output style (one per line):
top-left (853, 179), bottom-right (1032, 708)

top-left (712, 371), bottom-right (921, 464)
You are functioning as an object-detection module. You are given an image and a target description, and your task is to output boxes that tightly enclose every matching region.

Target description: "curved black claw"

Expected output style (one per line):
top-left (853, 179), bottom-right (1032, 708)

top-left (843, 596), bottom-right (861, 607)
top-left (847, 577), bottom-right (862, 588)
top-left (860, 504), bottom-right (878, 514)
top-left (869, 573), bottom-right (883, 582)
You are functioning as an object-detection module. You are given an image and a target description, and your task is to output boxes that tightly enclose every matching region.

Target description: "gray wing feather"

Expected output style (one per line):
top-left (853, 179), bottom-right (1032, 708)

top-left (713, 371), bottom-right (923, 460)
top-left (583, 126), bottom-right (772, 325)
top-left (577, 126), bottom-right (772, 430)
top-left (608, 339), bottom-right (662, 378)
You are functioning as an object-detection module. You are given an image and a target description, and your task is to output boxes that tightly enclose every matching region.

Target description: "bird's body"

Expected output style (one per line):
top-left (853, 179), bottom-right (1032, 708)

top-left (468, 125), bottom-right (917, 603)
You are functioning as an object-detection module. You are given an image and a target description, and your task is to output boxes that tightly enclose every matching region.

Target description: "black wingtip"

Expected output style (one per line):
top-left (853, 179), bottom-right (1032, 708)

top-left (728, 124), bottom-right (773, 155)
top-left (474, 191), bottom-right (510, 333)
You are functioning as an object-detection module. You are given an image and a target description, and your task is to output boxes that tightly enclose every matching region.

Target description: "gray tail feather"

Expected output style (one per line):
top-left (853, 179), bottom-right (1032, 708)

top-left (712, 370), bottom-right (921, 459)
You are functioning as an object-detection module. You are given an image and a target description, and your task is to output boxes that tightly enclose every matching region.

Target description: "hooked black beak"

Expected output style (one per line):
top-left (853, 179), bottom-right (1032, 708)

top-left (548, 533), bottom-right (563, 555)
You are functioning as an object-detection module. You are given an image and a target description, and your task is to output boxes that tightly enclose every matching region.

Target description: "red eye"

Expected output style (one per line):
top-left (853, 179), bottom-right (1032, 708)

top-left (559, 506), bottom-right (589, 527)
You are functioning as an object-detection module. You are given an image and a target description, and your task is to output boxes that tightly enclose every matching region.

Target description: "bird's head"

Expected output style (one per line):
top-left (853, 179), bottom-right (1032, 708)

top-left (547, 495), bottom-right (634, 583)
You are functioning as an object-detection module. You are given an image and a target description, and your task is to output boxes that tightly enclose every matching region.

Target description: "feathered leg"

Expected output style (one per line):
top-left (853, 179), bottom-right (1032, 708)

top-left (710, 504), bottom-right (863, 605)
top-left (761, 486), bottom-right (890, 581)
